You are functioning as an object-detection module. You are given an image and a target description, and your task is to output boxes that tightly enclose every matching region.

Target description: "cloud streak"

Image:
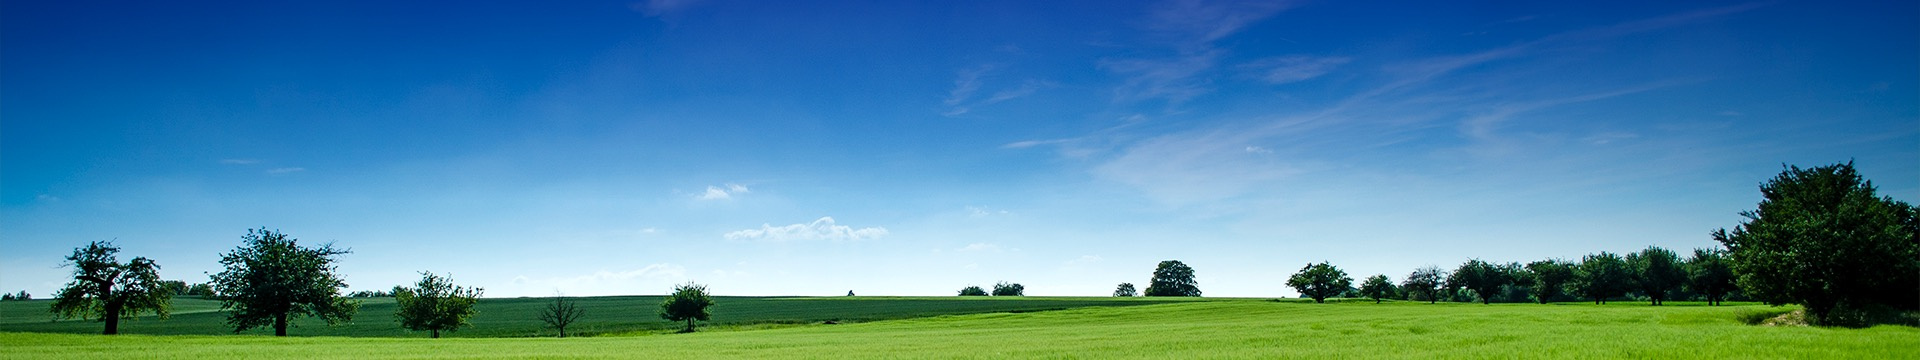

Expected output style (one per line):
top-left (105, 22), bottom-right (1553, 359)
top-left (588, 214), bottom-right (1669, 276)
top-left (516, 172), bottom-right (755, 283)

top-left (724, 217), bottom-right (889, 242)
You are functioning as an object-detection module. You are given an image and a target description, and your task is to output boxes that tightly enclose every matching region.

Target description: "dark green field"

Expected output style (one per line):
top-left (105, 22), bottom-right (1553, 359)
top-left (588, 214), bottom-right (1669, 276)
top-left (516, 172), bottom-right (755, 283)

top-left (0, 296), bottom-right (1189, 337)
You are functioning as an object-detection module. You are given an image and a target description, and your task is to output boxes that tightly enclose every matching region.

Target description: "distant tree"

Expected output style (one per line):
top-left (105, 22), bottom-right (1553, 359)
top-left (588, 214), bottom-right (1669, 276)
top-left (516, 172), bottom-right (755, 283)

top-left (0, 291), bottom-right (26, 301)
top-left (49, 241), bottom-right (172, 335)
top-left (1714, 161), bottom-right (1918, 325)
top-left (1358, 275), bottom-right (1397, 304)
top-left (1, 293), bottom-right (10, 301)
top-left (659, 282), bottom-right (715, 333)
top-left (209, 228), bottom-right (358, 336)
top-left (1447, 259), bottom-right (1511, 305)
top-left (1144, 260), bottom-right (1201, 297)
top-left (539, 294), bottom-right (585, 338)
top-left (991, 282), bottom-right (1025, 296)
top-left (1402, 266), bottom-right (1446, 304)
top-left (1685, 248), bottom-right (1737, 306)
top-left (1525, 260), bottom-right (1575, 304)
top-left (1627, 246), bottom-right (1685, 306)
top-left (159, 281), bottom-right (188, 296)
top-left (394, 272), bottom-right (483, 338)
top-left (1113, 283), bottom-right (1138, 297)
top-left (847, 290), bottom-right (856, 296)
top-left (184, 283), bottom-right (215, 298)
top-left (1286, 262), bottom-right (1352, 303)
top-left (957, 286), bottom-right (988, 296)
top-left (1569, 252), bottom-right (1634, 304)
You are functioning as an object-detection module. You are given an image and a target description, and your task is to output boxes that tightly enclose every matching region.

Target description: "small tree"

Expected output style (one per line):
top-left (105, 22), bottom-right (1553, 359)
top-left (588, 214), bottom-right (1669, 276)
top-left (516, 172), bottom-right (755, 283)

top-left (50, 241), bottom-right (172, 335)
top-left (184, 283), bottom-right (215, 298)
top-left (1447, 259), bottom-right (1511, 304)
top-left (209, 228), bottom-right (358, 336)
top-left (1685, 248), bottom-right (1736, 306)
top-left (1358, 275), bottom-right (1397, 304)
top-left (957, 286), bottom-right (988, 296)
top-left (1113, 283), bottom-right (1138, 297)
top-left (659, 282), bottom-right (714, 333)
top-left (1402, 266), bottom-right (1446, 304)
top-left (991, 282), bottom-right (1025, 296)
top-left (394, 272), bottom-right (483, 338)
top-left (1144, 260), bottom-right (1201, 297)
top-left (1570, 252), bottom-right (1634, 304)
top-left (1714, 161), bottom-right (1918, 325)
top-left (1, 291), bottom-right (27, 301)
top-left (1627, 246), bottom-right (1685, 306)
top-left (539, 294), bottom-right (585, 338)
top-left (1286, 262), bottom-right (1352, 303)
top-left (1525, 260), bottom-right (1575, 304)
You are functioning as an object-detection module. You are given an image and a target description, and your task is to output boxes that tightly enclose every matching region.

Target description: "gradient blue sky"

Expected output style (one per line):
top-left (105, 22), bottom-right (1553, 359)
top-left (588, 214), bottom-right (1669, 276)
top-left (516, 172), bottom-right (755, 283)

top-left (3, 0), bottom-right (1915, 298)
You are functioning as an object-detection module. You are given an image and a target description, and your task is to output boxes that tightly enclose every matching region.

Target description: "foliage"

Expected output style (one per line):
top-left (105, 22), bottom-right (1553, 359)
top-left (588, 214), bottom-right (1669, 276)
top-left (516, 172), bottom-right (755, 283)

top-left (1357, 275), bottom-right (1397, 303)
top-left (1685, 248), bottom-right (1737, 306)
top-left (209, 228), bottom-right (358, 336)
top-left (538, 295), bottom-right (586, 338)
top-left (1446, 260), bottom-right (1511, 304)
top-left (394, 272), bottom-right (483, 338)
top-left (659, 282), bottom-right (714, 333)
top-left (1113, 283), bottom-right (1137, 297)
top-left (992, 282), bottom-right (1025, 296)
top-left (1525, 260), bottom-right (1575, 304)
top-left (957, 286), bottom-right (989, 296)
top-left (1144, 260), bottom-right (1201, 297)
top-left (1713, 161), bottom-right (1919, 326)
top-left (1570, 252), bottom-right (1634, 304)
top-left (1628, 246), bottom-right (1686, 306)
top-left (0, 291), bottom-right (28, 301)
top-left (347, 290), bottom-right (394, 298)
top-left (1401, 266), bottom-right (1446, 304)
top-left (49, 241), bottom-right (172, 335)
top-left (1285, 262), bottom-right (1352, 303)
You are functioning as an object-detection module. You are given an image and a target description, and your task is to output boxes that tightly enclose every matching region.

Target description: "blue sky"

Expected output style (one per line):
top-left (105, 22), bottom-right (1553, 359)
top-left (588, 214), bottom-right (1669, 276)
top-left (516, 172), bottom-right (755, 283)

top-left (3, 0), bottom-right (1914, 298)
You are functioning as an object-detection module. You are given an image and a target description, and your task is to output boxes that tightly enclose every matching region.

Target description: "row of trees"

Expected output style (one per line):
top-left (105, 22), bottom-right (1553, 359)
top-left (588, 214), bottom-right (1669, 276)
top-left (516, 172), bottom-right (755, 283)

top-left (1273, 245), bottom-right (1736, 306)
top-left (956, 282), bottom-right (1026, 296)
top-left (1, 291), bottom-right (30, 301)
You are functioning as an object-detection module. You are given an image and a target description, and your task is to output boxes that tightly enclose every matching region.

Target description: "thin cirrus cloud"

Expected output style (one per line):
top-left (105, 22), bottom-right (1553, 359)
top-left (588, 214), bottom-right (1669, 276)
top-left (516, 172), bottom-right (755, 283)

top-left (696, 183), bottom-right (751, 200)
top-left (1241, 56), bottom-right (1351, 84)
top-left (942, 64), bottom-right (1050, 117)
top-left (724, 217), bottom-right (888, 242)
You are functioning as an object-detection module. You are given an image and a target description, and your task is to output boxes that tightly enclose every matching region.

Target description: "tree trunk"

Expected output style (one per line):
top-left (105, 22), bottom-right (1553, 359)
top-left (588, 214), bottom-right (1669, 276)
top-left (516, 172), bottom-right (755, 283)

top-left (558, 327), bottom-right (566, 338)
top-left (274, 313), bottom-right (288, 336)
top-left (103, 301), bottom-right (121, 335)
top-left (685, 319), bottom-right (694, 333)
top-left (432, 329), bottom-right (440, 339)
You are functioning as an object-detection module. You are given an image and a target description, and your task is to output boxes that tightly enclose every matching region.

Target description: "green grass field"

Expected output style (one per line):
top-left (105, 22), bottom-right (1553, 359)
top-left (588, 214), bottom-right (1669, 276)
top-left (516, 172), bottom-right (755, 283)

top-left (3, 297), bottom-right (1915, 359)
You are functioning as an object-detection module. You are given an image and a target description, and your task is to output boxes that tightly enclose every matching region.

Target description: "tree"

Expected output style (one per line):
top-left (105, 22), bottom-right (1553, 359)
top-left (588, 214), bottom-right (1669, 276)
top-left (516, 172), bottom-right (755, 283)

top-left (957, 286), bottom-right (988, 296)
top-left (1627, 246), bottom-right (1685, 306)
top-left (1447, 259), bottom-right (1511, 304)
top-left (50, 241), bottom-right (172, 335)
top-left (1569, 252), bottom-right (1633, 304)
top-left (1113, 283), bottom-right (1137, 297)
top-left (1358, 275), bottom-right (1397, 304)
top-left (539, 294), bottom-right (585, 338)
top-left (209, 228), bottom-right (358, 336)
top-left (1685, 248), bottom-right (1737, 306)
top-left (1402, 266), bottom-right (1446, 304)
top-left (1525, 260), bottom-right (1575, 304)
top-left (1285, 262), bottom-right (1352, 303)
top-left (1144, 260), bottom-right (1201, 297)
top-left (1, 291), bottom-right (27, 301)
top-left (991, 282), bottom-right (1025, 296)
top-left (184, 283), bottom-right (215, 298)
top-left (394, 272), bottom-right (483, 338)
top-left (1714, 161), bottom-right (1918, 325)
top-left (659, 282), bottom-right (714, 333)
top-left (159, 281), bottom-right (188, 296)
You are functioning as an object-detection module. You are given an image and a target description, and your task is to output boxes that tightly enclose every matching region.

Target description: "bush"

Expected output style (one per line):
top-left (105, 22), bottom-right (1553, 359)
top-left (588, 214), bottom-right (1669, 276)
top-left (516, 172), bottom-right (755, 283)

top-left (991, 282), bottom-right (1024, 296)
top-left (957, 286), bottom-right (988, 296)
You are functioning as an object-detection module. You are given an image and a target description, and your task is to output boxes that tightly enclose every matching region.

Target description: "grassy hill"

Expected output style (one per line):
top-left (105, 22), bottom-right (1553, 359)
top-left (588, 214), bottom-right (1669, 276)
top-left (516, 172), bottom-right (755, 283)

top-left (0, 295), bottom-right (1190, 337)
top-left (3, 299), bottom-right (1915, 359)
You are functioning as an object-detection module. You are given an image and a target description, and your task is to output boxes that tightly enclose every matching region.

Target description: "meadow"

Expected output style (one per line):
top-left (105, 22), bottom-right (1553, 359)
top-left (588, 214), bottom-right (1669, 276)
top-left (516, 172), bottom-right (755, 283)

top-left (3, 297), bottom-right (1916, 359)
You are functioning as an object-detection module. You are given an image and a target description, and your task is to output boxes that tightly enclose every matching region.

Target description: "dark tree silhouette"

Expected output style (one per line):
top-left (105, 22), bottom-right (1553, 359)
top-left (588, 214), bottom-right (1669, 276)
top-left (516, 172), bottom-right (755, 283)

top-left (1715, 162), bottom-right (1918, 326)
top-left (1112, 283), bottom-right (1137, 297)
top-left (210, 228), bottom-right (358, 336)
top-left (659, 282), bottom-right (714, 333)
top-left (1144, 260), bottom-right (1201, 297)
top-left (1358, 275), bottom-right (1397, 304)
top-left (1402, 266), bottom-right (1445, 304)
top-left (1447, 259), bottom-right (1511, 304)
top-left (957, 286), bottom-right (988, 296)
top-left (50, 241), bottom-right (171, 335)
top-left (1286, 262), bottom-right (1352, 303)
top-left (991, 282), bottom-right (1025, 296)
top-left (1525, 260), bottom-right (1575, 304)
top-left (1628, 246), bottom-right (1685, 306)
top-left (1570, 252), bottom-right (1633, 304)
top-left (1685, 248), bottom-right (1736, 306)
top-left (394, 272), bottom-right (483, 338)
top-left (539, 294), bottom-right (585, 338)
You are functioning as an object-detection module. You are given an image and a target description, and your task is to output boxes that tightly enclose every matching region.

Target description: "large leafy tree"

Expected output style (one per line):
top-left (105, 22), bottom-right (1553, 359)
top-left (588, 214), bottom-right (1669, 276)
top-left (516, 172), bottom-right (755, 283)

top-left (1627, 246), bottom-right (1686, 306)
top-left (659, 282), bottom-right (715, 333)
top-left (1714, 162), bottom-right (1918, 325)
top-left (1685, 248), bottom-right (1737, 306)
top-left (1446, 259), bottom-right (1511, 304)
top-left (50, 241), bottom-right (172, 335)
top-left (1144, 260), bottom-right (1201, 297)
top-left (1524, 260), bottom-right (1575, 304)
top-left (1285, 262), bottom-right (1352, 303)
top-left (1401, 266), bottom-right (1446, 304)
top-left (1569, 252), bottom-right (1633, 304)
top-left (1112, 283), bottom-right (1137, 297)
top-left (210, 228), bottom-right (358, 336)
top-left (394, 272), bottom-right (483, 338)
top-left (1357, 275), bottom-right (1397, 304)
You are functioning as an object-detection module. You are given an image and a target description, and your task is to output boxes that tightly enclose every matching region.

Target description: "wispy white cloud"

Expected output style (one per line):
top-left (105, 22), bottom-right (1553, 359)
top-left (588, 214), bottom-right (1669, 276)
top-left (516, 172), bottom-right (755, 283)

top-left (966, 206), bottom-right (1009, 218)
top-left (1244, 146), bottom-right (1274, 154)
top-left (944, 65), bottom-right (1050, 116)
top-left (1241, 55), bottom-right (1350, 84)
top-left (724, 217), bottom-right (888, 242)
top-left (220, 159), bottom-right (260, 165)
top-left (696, 183), bottom-right (751, 200)
top-left (265, 167), bottom-right (306, 174)
top-left (1103, 0), bottom-right (1296, 104)
top-left (1001, 138), bottom-right (1077, 149)
top-left (632, 0), bottom-right (706, 17)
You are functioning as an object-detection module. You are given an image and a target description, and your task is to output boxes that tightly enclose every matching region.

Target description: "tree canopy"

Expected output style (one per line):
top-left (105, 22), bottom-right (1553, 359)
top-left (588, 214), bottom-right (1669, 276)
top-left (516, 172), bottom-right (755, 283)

top-left (1144, 260), bottom-right (1201, 297)
top-left (1524, 260), bottom-right (1574, 304)
top-left (659, 282), bottom-right (715, 333)
top-left (992, 282), bottom-right (1025, 296)
top-left (50, 241), bottom-right (172, 335)
top-left (1685, 248), bottom-right (1737, 306)
top-left (1569, 252), bottom-right (1633, 304)
top-left (1286, 262), bottom-right (1352, 303)
top-left (1714, 161), bottom-right (1919, 325)
top-left (1627, 246), bottom-right (1685, 306)
top-left (1402, 266), bottom-right (1445, 304)
top-left (1447, 260), bottom-right (1511, 304)
top-left (394, 272), bottom-right (483, 338)
top-left (1358, 275), bottom-right (1397, 304)
top-left (1112, 283), bottom-right (1137, 297)
top-left (209, 228), bottom-right (358, 336)
top-left (957, 286), bottom-right (988, 296)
